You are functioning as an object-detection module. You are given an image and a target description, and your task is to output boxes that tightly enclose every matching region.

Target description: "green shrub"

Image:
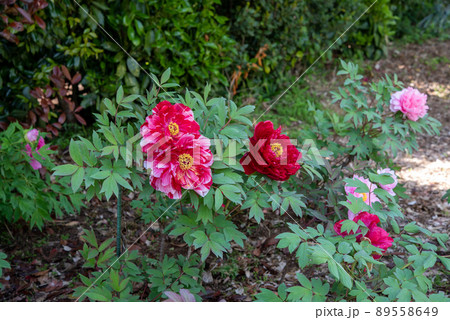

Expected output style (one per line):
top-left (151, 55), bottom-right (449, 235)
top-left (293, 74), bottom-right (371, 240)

top-left (0, 0), bottom-right (235, 122)
top-left (0, 124), bottom-right (82, 229)
top-left (223, 0), bottom-right (396, 76)
top-left (55, 63), bottom-right (448, 301)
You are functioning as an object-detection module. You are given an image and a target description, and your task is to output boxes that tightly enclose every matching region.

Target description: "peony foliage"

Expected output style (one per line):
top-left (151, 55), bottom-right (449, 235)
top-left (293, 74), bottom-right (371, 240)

top-left (54, 62), bottom-right (448, 302)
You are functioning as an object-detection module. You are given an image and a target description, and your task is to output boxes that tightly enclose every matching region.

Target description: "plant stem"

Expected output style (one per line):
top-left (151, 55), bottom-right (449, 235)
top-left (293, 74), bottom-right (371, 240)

top-left (116, 187), bottom-right (122, 257)
top-left (159, 220), bottom-right (165, 261)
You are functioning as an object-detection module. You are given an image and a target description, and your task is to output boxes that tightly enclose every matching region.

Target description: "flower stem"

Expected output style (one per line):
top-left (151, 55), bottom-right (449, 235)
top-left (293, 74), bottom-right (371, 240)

top-left (116, 187), bottom-right (122, 257)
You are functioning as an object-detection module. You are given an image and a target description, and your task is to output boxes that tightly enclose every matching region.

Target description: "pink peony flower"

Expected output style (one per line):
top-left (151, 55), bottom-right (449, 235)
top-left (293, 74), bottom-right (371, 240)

top-left (145, 133), bottom-right (213, 199)
top-left (345, 174), bottom-right (379, 219)
top-left (377, 168), bottom-right (398, 196)
top-left (26, 129), bottom-right (39, 142)
top-left (140, 101), bottom-right (200, 154)
top-left (26, 137), bottom-right (45, 170)
top-left (390, 87), bottom-right (428, 121)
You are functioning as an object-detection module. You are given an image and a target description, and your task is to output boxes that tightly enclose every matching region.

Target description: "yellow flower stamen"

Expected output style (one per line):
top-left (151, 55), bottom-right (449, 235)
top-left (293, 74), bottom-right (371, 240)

top-left (168, 122), bottom-right (179, 136)
top-left (362, 193), bottom-right (368, 202)
top-left (178, 153), bottom-right (193, 171)
top-left (270, 143), bottom-right (283, 158)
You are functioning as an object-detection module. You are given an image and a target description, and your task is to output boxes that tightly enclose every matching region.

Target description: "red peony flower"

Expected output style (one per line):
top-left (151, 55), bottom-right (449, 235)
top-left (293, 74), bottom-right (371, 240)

top-left (365, 226), bottom-right (393, 259)
top-left (240, 121), bottom-right (301, 181)
top-left (140, 101), bottom-right (200, 154)
top-left (145, 133), bottom-right (213, 199)
top-left (334, 211), bottom-right (393, 259)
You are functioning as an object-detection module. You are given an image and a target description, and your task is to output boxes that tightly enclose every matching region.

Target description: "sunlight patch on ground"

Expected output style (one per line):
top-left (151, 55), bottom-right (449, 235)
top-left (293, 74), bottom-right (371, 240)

top-left (397, 157), bottom-right (450, 191)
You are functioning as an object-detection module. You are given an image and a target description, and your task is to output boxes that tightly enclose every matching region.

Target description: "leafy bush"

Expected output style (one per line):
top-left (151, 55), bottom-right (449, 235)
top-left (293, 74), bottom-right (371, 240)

top-left (73, 229), bottom-right (204, 301)
top-left (223, 0), bottom-right (397, 77)
top-left (1, 0), bottom-right (438, 128)
top-left (0, 124), bottom-right (82, 229)
top-left (1, 0), bottom-right (235, 122)
top-left (391, 0), bottom-right (436, 40)
top-left (55, 62), bottom-right (448, 301)
top-left (258, 61), bottom-right (447, 301)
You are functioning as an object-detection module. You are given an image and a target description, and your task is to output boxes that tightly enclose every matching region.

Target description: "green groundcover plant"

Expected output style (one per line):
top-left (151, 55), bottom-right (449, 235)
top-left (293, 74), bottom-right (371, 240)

top-left (47, 61), bottom-right (450, 302)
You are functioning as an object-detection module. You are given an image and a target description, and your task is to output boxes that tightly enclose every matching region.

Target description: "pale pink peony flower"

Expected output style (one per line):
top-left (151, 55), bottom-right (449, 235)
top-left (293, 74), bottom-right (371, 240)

top-left (390, 87), bottom-right (428, 121)
top-left (163, 289), bottom-right (196, 302)
top-left (345, 174), bottom-right (379, 220)
top-left (25, 129), bottom-right (39, 142)
top-left (26, 137), bottom-right (45, 170)
top-left (145, 133), bottom-right (213, 199)
top-left (377, 168), bottom-right (398, 196)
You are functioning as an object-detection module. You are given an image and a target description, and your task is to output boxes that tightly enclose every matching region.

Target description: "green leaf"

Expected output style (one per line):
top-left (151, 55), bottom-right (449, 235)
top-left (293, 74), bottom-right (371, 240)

top-left (296, 273), bottom-right (312, 290)
top-left (69, 140), bottom-right (83, 166)
top-left (390, 218), bottom-right (400, 234)
top-left (87, 248), bottom-right (99, 260)
top-left (110, 269), bottom-right (120, 291)
top-left (116, 86), bottom-right (124, 103)
top-left (341, 220), bottom-right (359, 234)
top-left (197, 205), bottom-right (212, 225)
top-left (192, 231), bottom-right (208, 249)
top-left (404, 222), bottom-right (420, 233)
top-left (337, 265), bottom-right (353, 289)
top-left (85, 291), bottom-right (110, 302)
top-left (200, 241), bottom-right (211, 261)
top-left (98, 238), bottom-right (114, 252)
top-left (338, 242), bottom-right (352, 254)
top-left (278, 283), bottom-right (287, 301)
top-left (212, 174), bottom-right (235, 185)
top-left (255, 289), bottom-right (283, 302)
top-left (214, 189), bottom-right (223, 212)
top-left (219, 185), bottom-right (242, 203)
top-left (438, 256), bottom-right (450, 270)
top-left (249, 204), bottom-right (264, 223)
top-left (161, 68), bottom-right (171, 84)
top-left (369, 172), bottom-right (394, 185)
top-left (423, 253), bottom-right (437, 269)
top-left (296, 242), bottom-right (309, 268)
top-left (101, 176), bottom-right (118, 200)
top-left (396, 288), bottom-right (411, 302)
top-left (71, 167), bottom-right (85, 192)
top-left (112, 173), bottom-right (133, 191)
top-left (53, 164), bottom-right (79, 176)
top-left (126, 57), bottom-right (140, 77)
top-left (344, 178), bottom-right (369, 193)
top-left (91, 170), bottom-right (111, 180)
top-left (327, 260), bottom-right (340, 280)
top-left (103, 98), bottom-right (115, 115)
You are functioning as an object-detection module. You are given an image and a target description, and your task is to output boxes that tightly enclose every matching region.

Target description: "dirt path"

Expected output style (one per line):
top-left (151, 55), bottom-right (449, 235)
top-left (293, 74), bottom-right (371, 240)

top-left (376, 39), bottom-right (450, 234)
top-left (308, 39), bottom-right (450, 234)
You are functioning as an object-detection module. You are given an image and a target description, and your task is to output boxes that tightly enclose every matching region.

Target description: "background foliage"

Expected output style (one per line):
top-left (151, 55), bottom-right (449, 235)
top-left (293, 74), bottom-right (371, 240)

top-left (1, 0), bottom-right (446, 130)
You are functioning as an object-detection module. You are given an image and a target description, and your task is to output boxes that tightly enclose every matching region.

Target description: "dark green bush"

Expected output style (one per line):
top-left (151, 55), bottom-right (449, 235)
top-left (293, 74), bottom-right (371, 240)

top-left (221, 0), bottom-right (397, 75)
top-left (1, 0), bottom-right (235, 124)
top-left (0, 0), bottom-right (439, 127)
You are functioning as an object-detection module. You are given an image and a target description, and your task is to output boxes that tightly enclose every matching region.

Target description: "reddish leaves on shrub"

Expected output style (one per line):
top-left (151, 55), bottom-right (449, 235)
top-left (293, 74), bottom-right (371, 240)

top-left (0, 0), bottom-right (47, 43)
top-left (26, 66), bottom-right (86, 137)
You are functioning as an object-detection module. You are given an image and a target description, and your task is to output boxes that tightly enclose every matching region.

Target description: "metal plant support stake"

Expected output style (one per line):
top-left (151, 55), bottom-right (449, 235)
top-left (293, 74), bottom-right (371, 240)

top-left (116, 187), bottom-right (122, 257)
